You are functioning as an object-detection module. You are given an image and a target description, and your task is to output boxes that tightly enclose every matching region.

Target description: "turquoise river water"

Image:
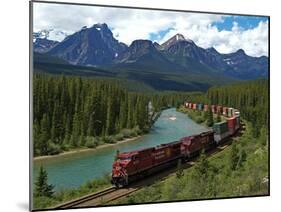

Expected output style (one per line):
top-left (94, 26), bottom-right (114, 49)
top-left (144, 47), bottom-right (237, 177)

top-left (33, 108), bottom-right (209, 191)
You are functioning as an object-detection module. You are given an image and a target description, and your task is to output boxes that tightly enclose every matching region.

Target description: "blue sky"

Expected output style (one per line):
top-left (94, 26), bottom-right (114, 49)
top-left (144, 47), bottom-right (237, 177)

top-left (34, 3), bottom-right (269, 57)
top-left (214, 16), bottom-right (268, 31)
top-left (149, 15), bottom-right (268, 44)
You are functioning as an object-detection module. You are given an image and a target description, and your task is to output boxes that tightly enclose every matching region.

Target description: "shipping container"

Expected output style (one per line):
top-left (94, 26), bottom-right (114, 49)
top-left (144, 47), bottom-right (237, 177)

top-left (204, 104), bottom-right (209, 111)
top-left (213, 121), bottom-right (228, 134)
top-left (227, 117), bottom-right (236, 135)
top-left (235, 115), bottom-right (240, 130)
top-left (228, 107), bottom-right (234, 117)
top-left (211, 105), bottom-right (216, 113)
top-left (192, 103), bottom-right (197, 110)
top-left (216, 105), bottom-right (223, 114)
top-left (223, 107), bottom-right (228, 116)
top-left (197, 103), bottom-right (203, 111)
top-left (214, 131), bottom-right (230, 144)
top-left (234, 111), bottom-right (240, 116)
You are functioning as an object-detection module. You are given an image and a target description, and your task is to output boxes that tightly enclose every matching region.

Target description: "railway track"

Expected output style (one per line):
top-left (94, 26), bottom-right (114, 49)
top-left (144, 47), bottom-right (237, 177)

top-left (53, 123), bottom-right (245, 209)
top-left (54, 185), bottom-right (142, 209)
top-left (54, 187), bottom-right (117, 209)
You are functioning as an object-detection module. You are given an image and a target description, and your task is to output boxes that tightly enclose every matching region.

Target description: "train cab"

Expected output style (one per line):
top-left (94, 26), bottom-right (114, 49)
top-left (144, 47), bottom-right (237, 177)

top-left (111, 152), bottom-right (137, 187)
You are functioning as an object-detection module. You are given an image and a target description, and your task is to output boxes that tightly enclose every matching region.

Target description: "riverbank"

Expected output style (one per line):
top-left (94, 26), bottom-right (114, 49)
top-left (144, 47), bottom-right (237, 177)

top-left (34, 135), bottom-right (142, 162)
top-left (34, 110), bottom-right (162, 162)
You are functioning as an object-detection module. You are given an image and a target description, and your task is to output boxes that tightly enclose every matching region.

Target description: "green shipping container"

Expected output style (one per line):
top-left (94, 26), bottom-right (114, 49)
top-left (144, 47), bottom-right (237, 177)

top-left (213, 121), bottom-right (228, 134)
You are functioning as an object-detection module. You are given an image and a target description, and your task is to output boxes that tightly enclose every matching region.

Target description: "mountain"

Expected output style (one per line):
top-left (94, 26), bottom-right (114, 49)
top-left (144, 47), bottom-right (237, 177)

top-left (33, 29), bottom-right (67, 53)
top-left (160, 33), bottom-right (188, 49)
top-left (160, 34), bottom-right (226, 75)
top-left (47, 23), bottom-right (128, 66)
top-left (159, 34), bottom-right (222, 74)
top-left (33, 29), bottom-right (68, 41)
top-left (159, 34), bottom-right (268, 79)
top-left (33, 52), bottom-right (68, 64)
top-left (34, 23), bottom-right (268, 81)
top-left (112, 39), bottom-right (185, 73)
top-left (33, 38), bottom-right (59, 53)
top-left (221, 49), bottom-right (268, 79)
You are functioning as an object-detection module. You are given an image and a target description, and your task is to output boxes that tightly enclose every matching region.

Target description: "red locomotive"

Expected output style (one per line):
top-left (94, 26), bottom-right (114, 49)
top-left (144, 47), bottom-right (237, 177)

top-left (180, 131), bottom-right (215, 159)
top-left (112, 141), bottom-right (182, 186)
top-left (111, 102), bottom-right (241, 187)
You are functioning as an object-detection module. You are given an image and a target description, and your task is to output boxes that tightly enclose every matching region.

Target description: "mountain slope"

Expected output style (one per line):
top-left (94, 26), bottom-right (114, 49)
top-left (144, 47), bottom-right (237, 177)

top-left (48, 23), bottom-right (128, 66)
top-left (222, 49), bottom-right (268, 79)
top-left (33, 38), bottom-right (59, 53)
top-left (111, 39), bottom-right (186, 73)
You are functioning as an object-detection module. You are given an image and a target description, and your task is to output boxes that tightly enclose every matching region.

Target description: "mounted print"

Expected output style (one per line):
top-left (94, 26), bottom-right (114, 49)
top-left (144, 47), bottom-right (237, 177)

top-left (30, 0), bottom-right (269, 211)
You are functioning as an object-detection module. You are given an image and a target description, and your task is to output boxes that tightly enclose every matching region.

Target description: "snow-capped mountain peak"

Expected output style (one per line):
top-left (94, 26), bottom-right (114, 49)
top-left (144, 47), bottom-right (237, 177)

top-left (33, 29), bottom-right (69, 42)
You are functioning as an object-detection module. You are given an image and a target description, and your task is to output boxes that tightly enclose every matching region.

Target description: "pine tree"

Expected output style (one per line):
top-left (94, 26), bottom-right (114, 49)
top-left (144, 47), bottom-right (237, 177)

top-left (38, 114), bottom-right (50, 155)
top-left (34, 166), bottom-right (54, 198)
top-left (105, 96), bottom-right (113, 135)
top-left (192, 151), bottom-right (210, 196)
top-left (176, 159), bottom-right (184, 178)
top-left (206, 107), bottom-right (214, 127)
top-left (71, 112), bottom-right (80, 147)
top-left (195, 151), bottom-right (209, 178)
top-left (229, 143), bottom-right (240, 171)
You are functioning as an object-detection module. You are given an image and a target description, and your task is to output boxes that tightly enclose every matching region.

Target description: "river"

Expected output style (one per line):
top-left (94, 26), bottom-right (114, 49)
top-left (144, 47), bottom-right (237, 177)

top-left (33, 108), bottom-right (209, 191)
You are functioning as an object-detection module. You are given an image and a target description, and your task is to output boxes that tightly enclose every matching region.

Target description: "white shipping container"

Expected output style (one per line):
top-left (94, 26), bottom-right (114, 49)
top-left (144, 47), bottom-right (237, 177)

top-left (214, 131), bottom-right (230, 144)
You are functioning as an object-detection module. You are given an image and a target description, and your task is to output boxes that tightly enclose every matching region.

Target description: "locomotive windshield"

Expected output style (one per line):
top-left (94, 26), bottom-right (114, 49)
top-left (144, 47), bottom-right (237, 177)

top-left (118, 156), bottom-right (131, 160)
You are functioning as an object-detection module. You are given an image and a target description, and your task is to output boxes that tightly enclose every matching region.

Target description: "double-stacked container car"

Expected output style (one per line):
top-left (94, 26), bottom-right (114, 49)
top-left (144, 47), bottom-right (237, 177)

top-left (213, 121), bottom-right (230, 144)
top-left (112, 102), bottom-right (241, 187)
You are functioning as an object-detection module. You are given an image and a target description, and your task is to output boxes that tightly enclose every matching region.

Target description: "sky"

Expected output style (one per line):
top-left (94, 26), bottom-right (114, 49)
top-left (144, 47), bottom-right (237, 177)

top-left (33, 2), bottom-right (269, 57)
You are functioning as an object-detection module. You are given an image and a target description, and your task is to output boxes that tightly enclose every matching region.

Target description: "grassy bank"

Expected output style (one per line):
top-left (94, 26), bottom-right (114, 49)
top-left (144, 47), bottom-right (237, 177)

top-left (34, 109), bottom-right (162, 159)
top-left (34, 128), bottom-right (143, 161)
top-left (33, 174), bottom-right (112, 210)
top-left (110, 121), bottom-right (268, 205)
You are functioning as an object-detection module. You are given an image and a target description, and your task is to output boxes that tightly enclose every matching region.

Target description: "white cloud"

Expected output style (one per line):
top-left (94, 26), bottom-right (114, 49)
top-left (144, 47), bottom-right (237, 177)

top-left (33, 2), bottom-right (268, 57)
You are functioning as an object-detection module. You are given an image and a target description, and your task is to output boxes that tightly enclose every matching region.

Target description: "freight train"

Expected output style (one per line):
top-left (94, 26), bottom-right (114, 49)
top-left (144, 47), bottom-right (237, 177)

top-left (111, 103), bottom-right (241, 187)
